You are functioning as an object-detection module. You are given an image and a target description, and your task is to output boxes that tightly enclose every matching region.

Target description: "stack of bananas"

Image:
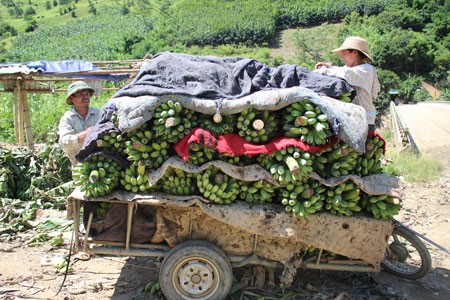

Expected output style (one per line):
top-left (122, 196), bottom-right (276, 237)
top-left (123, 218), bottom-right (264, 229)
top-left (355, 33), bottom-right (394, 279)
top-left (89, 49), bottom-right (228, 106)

top-left (283, 99), bottom-right (332, 145)
top-left (199, 114), bottom-right (236, 135)
top-left (259, 146), bottom-right (314, 186)
top-left (313, 141), bottom-right (359, 178)
top-left (95, 202), bottom-right (113, 219)
top-left (324, 181), bottom-right (362, 216)
top-left (361, 193), bottom-right (401, 220)
top-left (339, 92), bottom-right (352, 103)
top-left (119, 160), bottom-right (154, 193)
top-left (357, 136), bottom-right (384, 176)
top-left (236, 108), bottom-right (278, 143)
top-left (124, 124), bottom-right (170, 169)
top-left (96, 131), bottom-right (127, 155)
top-left (160, 169), bottom-right (197, 196)
top-left (187, 143), bottom-right (217, 166)
top-left (152, 100), bottom-right (198, 144)
top-left (72, 155), bottom-right (121, 197)
top-left (196, 167), bottom-right (239, 204)
top-left (239, 180), bottom-right (276, 204)
top-left (281, 179), bottom-right (325, 218)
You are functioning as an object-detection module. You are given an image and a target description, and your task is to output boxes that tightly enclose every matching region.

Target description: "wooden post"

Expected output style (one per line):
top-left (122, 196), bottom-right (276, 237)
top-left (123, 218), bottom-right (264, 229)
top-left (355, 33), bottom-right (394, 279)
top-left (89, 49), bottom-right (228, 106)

top-left (19, 77), bottom-right (34, 150)
top-left (15, 77), bottom-right (24, 146)
top-left (13, 86), bottom-right (20, 144)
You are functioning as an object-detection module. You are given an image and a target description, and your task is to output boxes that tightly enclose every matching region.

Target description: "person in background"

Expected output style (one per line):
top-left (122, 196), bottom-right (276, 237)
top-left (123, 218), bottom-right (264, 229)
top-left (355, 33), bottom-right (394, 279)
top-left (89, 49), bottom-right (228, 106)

top-left (58, 81), bottom-right (101, 166)
top-left (314, 36), bottom-right (380, 133)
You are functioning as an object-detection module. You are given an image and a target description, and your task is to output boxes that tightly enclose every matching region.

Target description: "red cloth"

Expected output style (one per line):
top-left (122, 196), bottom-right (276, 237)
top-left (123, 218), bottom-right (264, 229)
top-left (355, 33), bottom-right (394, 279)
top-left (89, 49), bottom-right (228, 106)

top-left (174, 128), bottom-right (338, 161)
top-left (368, 131), bottom-right (386, 154)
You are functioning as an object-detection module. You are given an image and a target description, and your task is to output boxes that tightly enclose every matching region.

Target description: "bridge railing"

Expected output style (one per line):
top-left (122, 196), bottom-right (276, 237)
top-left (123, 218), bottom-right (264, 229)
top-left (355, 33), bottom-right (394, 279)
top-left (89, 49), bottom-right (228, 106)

top-left (389, 102), bottom-right (420, 154)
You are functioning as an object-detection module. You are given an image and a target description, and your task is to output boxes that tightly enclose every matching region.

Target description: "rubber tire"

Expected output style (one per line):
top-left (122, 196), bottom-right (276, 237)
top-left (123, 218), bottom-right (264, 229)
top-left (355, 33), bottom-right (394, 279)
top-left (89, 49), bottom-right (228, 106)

top-left (381, 225), bottom-right (432, 280)
top-left (159, 240), bottom-right (233, 300)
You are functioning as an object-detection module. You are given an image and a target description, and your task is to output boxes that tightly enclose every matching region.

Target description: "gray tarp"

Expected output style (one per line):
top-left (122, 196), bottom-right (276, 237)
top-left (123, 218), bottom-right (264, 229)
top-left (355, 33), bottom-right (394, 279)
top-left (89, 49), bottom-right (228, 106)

top-left (111, 52), bottom-right (354, 100)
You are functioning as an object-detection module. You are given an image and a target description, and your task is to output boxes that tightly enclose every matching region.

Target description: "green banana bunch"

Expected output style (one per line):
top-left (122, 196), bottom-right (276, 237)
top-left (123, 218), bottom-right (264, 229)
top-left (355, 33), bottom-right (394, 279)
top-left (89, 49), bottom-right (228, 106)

top-left (217, 153), bottom-right (241, 165)
top-left (187, 143), bottom-right (217, 166)
top-left (357, 136), bottom-right (385, 176)
top-left (196, 167), bottom-right (239, 204)
top-left (360, 193), bottom-right (401, 220)
top-left (111, 111), bottom-right (120, 127)
top-left (152, 100), bottom-right (198, 144)
top-left (313, 141), bottom-right (359, 178)
top-left (281, 179), bottom-right (325, 219)
top-left (283, 99), bottom-right (332, 145)
top-left (160, 168), bottom-right (198, 196)
top-left (119, 160), bottom-right (156, 193)
top-left (198, 114), bottom-right (236, 135)
top-left (339, 92), bottom-right (352, 103)
top-left (95, 202), bottom-right (113, 219)
top-left (124, 125), bottom-right (170, 169)
top-left (258, 146), bottom-right (314, 186)
top-left (96, 131), bottom-right (127, 155)
top-left (236, 108), bottom-right (278, 143)
top-left (72, 156), bottom-right (121, 198)
top-left (324, 181), bottom-right (362, 216)
top-left (239, 180), bottom-right (276, 204)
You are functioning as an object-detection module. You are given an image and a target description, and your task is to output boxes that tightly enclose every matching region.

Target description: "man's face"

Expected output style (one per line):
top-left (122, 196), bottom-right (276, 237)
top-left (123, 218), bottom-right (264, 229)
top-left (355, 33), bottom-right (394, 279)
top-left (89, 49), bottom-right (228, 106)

top-left (70, 89), bottom-right (92, 107)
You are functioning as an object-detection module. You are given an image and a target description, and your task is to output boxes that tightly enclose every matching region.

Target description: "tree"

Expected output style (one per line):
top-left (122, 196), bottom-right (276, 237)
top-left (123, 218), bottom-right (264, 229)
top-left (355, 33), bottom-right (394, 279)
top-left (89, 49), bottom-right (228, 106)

top-left (373, 28), bottom-right (435, 74)
top-left (400, 74), bottom-right (424, 103)
top-left (88, 0), bottom-right (97, 15)
top-left (23, 7), bottom-right (36, 19)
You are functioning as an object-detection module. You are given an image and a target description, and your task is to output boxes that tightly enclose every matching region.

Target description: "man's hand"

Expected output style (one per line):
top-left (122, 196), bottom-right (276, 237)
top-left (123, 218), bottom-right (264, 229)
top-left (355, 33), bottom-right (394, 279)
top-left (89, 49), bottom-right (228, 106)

top-left (77, 127), bottom-right (92, 142)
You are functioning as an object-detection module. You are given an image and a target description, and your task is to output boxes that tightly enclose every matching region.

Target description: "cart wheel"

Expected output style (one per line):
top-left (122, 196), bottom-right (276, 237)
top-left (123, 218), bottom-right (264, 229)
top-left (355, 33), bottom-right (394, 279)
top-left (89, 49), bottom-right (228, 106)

top-left (159, 240), bottom-right (233, 300)
top-left (381, 224), bottom-right (432, 280)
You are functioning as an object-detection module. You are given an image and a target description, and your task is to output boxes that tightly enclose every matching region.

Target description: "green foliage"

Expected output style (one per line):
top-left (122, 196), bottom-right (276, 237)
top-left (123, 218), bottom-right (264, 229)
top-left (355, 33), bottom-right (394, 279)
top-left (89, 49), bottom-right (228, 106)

top-left (291, 23), bottom-right (341, 68)
top-left (374, 69), bottom-right (401, 117)
top-left (399, 74), bottom-right (424, 103)
top-left (437, 88), bottom-right (450, 101)
top-left (167, 0), bottom-right (277, 46)
top-left (3, 8), bottom-right (154, 61)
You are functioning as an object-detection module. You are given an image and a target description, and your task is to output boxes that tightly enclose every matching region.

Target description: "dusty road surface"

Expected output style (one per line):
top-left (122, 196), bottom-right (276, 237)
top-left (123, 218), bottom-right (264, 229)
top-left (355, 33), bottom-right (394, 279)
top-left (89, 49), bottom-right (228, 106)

top-left (1, 104), bottom-right (450, 300)
top-left (394, 102), bottom-right (450, 171)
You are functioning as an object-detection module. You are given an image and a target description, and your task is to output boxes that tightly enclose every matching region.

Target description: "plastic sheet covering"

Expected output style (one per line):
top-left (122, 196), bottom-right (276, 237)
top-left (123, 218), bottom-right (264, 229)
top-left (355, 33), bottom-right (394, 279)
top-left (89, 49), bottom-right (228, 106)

top-left (146, 157), bottom-right (402, 198)
top-left (106, 87), bottom-right (368, 153)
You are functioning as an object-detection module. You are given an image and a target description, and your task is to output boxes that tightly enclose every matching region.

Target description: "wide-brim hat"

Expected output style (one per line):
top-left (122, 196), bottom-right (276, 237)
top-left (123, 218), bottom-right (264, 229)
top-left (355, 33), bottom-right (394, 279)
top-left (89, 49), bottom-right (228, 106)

top-left (66, 81), bottom-right (95, 105)
top-left (332, 36), bottom-right (374, 62)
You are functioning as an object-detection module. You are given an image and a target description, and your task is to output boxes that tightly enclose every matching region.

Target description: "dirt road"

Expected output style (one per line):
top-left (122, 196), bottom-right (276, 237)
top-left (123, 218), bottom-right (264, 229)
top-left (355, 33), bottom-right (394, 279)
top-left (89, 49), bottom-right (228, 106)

top-left (394, 102), bottom-right (450, 171)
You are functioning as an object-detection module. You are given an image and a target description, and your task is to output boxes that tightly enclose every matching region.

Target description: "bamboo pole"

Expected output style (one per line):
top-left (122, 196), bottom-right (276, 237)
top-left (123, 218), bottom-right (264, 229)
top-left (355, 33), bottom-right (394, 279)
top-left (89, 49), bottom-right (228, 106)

top-left (19, 78), bottom-right (34, 150)
top-left (15, 78), bottom-right (24, 145)
top-left (13, 86), bottom-right (20, 144)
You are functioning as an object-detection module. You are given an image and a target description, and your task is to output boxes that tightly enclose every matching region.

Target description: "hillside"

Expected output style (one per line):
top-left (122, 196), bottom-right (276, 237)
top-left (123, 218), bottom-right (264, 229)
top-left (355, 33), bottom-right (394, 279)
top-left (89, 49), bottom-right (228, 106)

top-left (0, 0), bottom-right (449, 143)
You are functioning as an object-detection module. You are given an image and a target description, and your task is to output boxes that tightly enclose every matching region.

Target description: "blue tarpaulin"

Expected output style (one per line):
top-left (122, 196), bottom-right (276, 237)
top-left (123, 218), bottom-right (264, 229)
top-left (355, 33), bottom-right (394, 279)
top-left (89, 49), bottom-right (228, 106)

top-left (25, 60), bottom-right (130, 82)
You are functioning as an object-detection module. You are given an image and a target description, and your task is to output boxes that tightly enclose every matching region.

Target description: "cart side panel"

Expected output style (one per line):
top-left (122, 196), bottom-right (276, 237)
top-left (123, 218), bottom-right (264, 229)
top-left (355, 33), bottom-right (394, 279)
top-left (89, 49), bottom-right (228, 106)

top-left (153, 206), bottom-right (307, 264)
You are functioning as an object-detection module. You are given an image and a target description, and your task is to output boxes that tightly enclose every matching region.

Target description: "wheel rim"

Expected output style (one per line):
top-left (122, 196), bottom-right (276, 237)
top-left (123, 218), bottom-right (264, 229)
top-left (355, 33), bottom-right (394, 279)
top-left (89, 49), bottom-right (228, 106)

top-left (384, 233), bottom-right (423, 274)
top-left (172, 256), bottom-right (219, 298)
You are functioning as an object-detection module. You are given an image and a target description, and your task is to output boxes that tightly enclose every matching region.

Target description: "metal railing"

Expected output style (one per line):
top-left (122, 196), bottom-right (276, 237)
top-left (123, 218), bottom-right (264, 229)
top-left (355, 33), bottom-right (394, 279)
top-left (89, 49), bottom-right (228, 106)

top-left (390, 102), bottom-right (420, 154)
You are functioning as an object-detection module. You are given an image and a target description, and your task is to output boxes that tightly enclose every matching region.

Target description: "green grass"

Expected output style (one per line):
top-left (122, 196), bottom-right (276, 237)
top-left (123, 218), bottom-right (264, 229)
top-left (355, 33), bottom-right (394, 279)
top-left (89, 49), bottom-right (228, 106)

top-left (383, 148), bottom-right (444, 183)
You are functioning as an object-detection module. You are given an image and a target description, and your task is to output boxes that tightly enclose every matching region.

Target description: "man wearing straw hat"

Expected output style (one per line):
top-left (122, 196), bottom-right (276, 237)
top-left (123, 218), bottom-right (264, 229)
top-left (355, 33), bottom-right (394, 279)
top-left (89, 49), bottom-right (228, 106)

top-left (314, 36), bottom-right (380, 132)
top-left (58, 81), bottom-right (101, 166)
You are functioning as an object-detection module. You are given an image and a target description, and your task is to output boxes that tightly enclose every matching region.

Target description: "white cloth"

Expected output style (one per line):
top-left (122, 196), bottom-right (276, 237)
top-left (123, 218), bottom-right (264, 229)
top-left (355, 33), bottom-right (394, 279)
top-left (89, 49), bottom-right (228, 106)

top-left (314, 63), bottom-right (380, 124)
top-left (58, 107), bottom-right (101, 166)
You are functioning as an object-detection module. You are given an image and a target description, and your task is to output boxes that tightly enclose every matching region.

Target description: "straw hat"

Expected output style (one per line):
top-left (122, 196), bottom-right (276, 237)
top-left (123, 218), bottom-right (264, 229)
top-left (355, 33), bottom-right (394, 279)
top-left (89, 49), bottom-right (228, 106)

top-left (66, 81), bottom-right (95, 105)
top-left (332, 36), bottom-right (374, 62)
